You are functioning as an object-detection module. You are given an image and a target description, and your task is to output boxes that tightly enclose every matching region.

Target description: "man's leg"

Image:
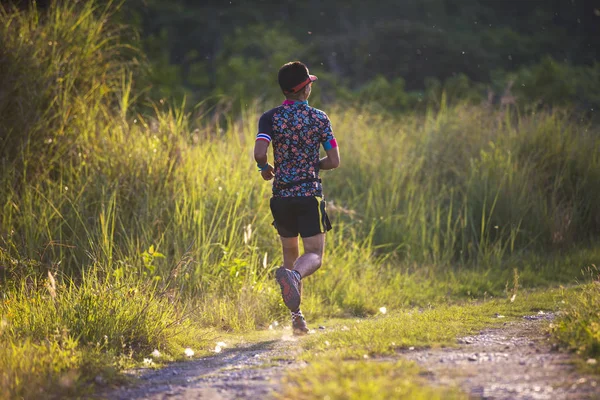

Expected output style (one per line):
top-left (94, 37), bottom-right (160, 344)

top-left (293, 233), bottom-right (325, 278)
top-left (282, 233), bottom-right (325, 335)
top-left (280, 236), bottom-right (303, 299)
top-left (280, 236), bottom-right (299, 269)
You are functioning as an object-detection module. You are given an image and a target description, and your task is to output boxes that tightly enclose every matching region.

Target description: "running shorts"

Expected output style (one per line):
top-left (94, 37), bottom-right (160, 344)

top-left (269, 196), bottom-right (332, 238)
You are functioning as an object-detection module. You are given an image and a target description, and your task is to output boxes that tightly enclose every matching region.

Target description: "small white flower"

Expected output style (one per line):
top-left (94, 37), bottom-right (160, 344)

top-left (184, 348), bottom-right (195, 358)
top-left (379, 306), bottom-right (387, 314)
top-left (216, 341), bottom-right (227, 347)
top-left (143, 358), bottom-right (154, 366)
top-left (273, 321), bottom-right (279, 327)
top-left (151, 349), bottom-right (161, 358)
top-left (214, 345), bottom-right (222, 353)
top-left (269, 324), bottom-right (274, 330)
top-left (243, 224), bottom-right (253, 244)
top-left (324, 340), bottom-right (330, 346)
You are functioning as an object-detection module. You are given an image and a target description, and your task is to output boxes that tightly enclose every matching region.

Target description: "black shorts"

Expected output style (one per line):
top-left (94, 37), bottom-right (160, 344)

top-left (270, 196), bottom-right (332, 238)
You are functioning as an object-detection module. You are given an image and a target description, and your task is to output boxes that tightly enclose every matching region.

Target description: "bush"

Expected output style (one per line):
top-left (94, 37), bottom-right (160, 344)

top-left (492, 57), bottom-right (600, 111)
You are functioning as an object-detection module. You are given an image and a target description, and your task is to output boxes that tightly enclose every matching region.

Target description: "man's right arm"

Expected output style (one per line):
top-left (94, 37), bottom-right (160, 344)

top-left (318, 113), bottom-right (340, 170)
top-left (319, 144), bottom-right (340, 170)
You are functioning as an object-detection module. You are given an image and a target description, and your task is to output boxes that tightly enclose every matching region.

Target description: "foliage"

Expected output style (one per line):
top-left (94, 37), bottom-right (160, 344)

top-left (0, 0), bottom-right (136, 178)
top-left (0, 336), bottom-right (115, 399)
top-left (1, 1), bottom-right (600, 397)
top-left (491, 57), bottom-right (600, 111)
top-left (117, 0), bottom-right (600, 108)
top-left (551, 269), bottom-right (600, 363)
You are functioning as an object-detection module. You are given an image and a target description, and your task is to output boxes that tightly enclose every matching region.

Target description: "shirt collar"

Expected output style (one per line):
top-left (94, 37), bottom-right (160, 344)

top-left (282, 100), bottom-right (309, 105)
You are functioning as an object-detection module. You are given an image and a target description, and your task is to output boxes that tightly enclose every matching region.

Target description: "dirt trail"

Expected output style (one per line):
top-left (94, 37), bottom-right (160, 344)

top-left (100, 315), bottom-right (599, 400)
top-left (100, 334), bottom-right (302, 400)
top-left (404, 313), bottom-right (599, 399)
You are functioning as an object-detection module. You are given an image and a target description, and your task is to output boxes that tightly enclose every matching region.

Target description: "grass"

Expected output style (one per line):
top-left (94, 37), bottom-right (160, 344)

top-left (279, 288), bottom-right (574, 399)
top-left (551, 268), bottom-right (600, 372)
top-left (300, 289), bottom-right (567, 360)
top-left (0, 1), bottom-right (599, 398)
top-left (279, 359), bottom-right (466, 400)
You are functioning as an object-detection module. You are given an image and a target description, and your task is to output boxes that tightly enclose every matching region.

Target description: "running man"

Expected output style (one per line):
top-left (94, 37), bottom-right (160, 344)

top-left (254, 61), bottom-right (340, 335)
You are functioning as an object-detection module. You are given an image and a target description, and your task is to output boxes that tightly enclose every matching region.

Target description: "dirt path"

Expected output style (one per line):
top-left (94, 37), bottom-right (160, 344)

top-left (100, 314), bottom-right (599, 400)
top-left (100, 333), bottom-right (302, 400)
top-left (404, 313), bottom-right (599, 399)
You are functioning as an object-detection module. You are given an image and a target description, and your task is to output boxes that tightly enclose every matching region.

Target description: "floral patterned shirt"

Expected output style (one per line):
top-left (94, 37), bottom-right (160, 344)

top-left (256, 100), bottom-right (336, 197)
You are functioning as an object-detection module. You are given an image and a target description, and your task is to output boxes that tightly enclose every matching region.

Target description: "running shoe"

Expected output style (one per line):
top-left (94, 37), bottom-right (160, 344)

top-left (291, 310), bottom-right (309, 335)
top-left (275, 267), bottom-right (301, 312)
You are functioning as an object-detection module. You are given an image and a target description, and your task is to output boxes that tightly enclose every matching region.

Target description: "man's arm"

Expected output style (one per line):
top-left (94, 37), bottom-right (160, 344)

top-left (317, 113), bottom-right (339, 171)
top-left (254, 135), bottom-right (274, 181)
top-left (254, 140), bottom-right (269, 167)
top-left (319, 145), bottom-right (340, 170)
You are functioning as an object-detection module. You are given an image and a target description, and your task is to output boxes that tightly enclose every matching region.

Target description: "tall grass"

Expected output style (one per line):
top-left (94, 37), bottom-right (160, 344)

top-left (551, 268), bottom-right (600, 365)
top-left (329, 103), bottom-right (600, 264)
top-left (1, 1), bottom-right (600, 397)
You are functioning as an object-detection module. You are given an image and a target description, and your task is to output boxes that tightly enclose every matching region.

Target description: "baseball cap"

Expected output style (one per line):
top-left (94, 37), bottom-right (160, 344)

top-left (278, 61), bottom-right (318, 95)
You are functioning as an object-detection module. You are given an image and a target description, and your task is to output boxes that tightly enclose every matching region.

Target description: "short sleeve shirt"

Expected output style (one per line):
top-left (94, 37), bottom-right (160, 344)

top-left (257, 100), bottom-right (335, 197)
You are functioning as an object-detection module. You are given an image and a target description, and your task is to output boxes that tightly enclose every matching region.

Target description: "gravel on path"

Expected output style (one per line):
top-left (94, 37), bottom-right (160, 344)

top-left (99, 313), bottom-right (600, 400)
top-left (99, 333), bottom-right (302, 400)
top-left (403, 312), bottom-right (599, 400)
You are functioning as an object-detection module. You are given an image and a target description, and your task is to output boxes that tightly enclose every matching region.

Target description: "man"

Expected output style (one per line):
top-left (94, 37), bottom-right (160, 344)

top-left (254, 61), bottom-right (340, 335)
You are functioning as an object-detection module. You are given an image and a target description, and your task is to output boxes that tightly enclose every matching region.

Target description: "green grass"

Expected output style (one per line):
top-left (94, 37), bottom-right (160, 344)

top-left (1, 1), bottom-right (600, 398)
top-left (279, 288), bottom-right (574, 399)
top-left (279, 359), bottom-right (466, 400)
top-left (551, 268), bottom-right (600, 372)
top-left (300, 289), bottom-right (568, 360)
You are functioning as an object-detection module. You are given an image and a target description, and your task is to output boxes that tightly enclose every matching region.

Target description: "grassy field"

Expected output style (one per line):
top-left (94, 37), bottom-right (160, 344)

top-left (1, 2), bottom-right (599, 398)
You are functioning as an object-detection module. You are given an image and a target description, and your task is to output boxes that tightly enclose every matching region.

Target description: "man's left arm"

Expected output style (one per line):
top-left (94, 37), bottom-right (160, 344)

top-left (254, 113), bottom-right (275, 181)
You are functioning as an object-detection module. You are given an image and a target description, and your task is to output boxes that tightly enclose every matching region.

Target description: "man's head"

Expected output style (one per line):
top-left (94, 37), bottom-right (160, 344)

top-left (278, 61), bottom-right (317, 100)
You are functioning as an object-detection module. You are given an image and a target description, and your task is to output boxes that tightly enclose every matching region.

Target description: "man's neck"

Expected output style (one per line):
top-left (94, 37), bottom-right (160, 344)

top-left (283, 98), bottom-right (308, 105)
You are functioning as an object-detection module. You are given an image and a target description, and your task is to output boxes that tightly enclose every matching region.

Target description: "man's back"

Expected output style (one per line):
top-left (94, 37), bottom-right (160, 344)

top-left (258, 100), bottom-right (334, 198)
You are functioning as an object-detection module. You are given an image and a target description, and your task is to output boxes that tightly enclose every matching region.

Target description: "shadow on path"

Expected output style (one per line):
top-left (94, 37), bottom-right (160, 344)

top-left (100, 338), bottom-right (297, 400)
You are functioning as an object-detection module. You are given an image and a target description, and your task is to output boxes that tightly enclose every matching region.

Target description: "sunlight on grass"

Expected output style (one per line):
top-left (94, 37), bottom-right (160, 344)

top-left (551, 269), bottom-right (600, 372)
top-left (1, 1), bottom-right (600, 398)
top-left (300, 289), bottom-right (570, 360)
top-left (279, 288), bottom-right (576, 399)
top-left (279, 358), bottom-right (466, 400)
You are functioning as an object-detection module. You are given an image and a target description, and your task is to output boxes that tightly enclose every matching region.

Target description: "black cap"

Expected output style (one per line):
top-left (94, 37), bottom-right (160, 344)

top-left (278, 61), bottom-right (318, 94)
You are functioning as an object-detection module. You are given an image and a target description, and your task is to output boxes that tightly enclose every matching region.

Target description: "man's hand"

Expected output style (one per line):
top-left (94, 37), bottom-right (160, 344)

top-left (260, 164), bottom-right (275, 181)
